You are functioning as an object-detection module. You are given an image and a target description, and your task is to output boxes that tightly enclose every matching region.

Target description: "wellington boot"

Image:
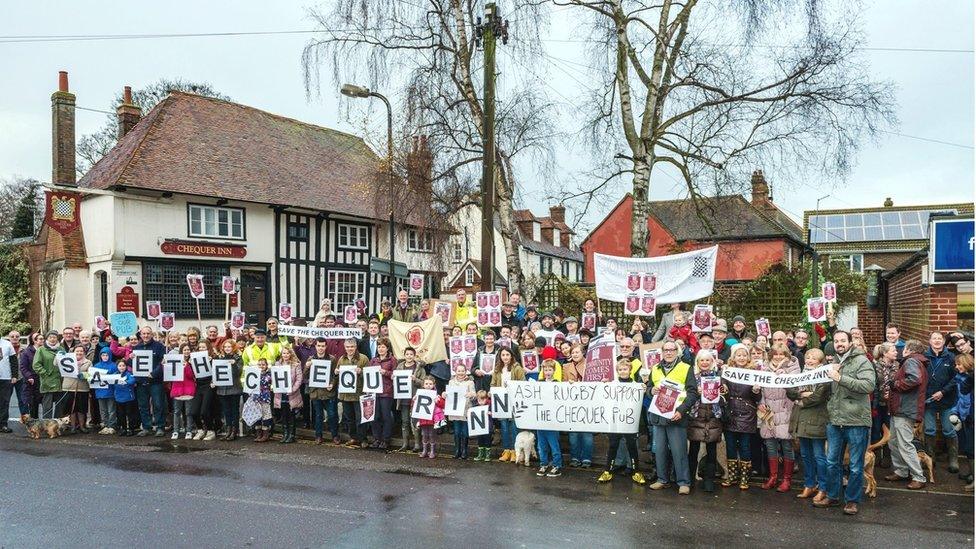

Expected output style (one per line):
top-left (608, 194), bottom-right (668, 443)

top-left (739, 460), bottom-right (752, 490)
top-left (762, 458), bottom-right (780, 490)
top-left (777, 459), bottom-right (794, 492)
top-left (721, 460), bottom-right (738, 487)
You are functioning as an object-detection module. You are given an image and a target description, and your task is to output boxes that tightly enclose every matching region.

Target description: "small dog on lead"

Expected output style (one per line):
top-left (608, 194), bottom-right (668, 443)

top-left (21, 414), bottom-right (69, 439)
top-left (513, 431), bottom-right (537, 466)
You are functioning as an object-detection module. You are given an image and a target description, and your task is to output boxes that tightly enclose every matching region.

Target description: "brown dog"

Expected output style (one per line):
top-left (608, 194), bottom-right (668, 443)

top-left (844, 424), bottom-right (890, 498)
top-left (912, 422), bottom-right (936, 484)
top-left (20, 414), bottom-right (68, 439)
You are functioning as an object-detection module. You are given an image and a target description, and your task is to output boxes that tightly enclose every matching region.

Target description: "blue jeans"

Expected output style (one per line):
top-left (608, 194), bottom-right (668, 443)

top-left (799, 437), bottom-right (828, 490)
top-left (497, 419), bottom-right (516, 449)
top-left (568, 432), bottom-right (594, 464)
top-left (653, 424), bottom-right (691, 486)
top-left (136, 383), bottom-right (165, 430)
top-left (924, 407), bottom-right (958, 438)
top-left (13, 378), bottom-right (29, 415)
top-left (312, 398), bottom-right (339, 439)
top-left (453, 420), bottom-right (469, 455)
top-left (825, 424), bottom-right (869, 503)
top-left (725, 431), bottom-right (752, 461)
top-left (537, 430), bottom-right (562, 468)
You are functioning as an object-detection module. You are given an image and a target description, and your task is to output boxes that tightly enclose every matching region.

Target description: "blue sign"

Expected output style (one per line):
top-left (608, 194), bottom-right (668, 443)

top-left (109, 311), bottom-right (139, 338)
top-left (932, 219), bottom-right (975, 272)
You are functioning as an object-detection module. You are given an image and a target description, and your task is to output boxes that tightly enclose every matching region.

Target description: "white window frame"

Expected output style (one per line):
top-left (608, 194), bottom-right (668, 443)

top-left (328, 270), bottom-right (367, 310)
top-left (464, 266), bottom-right (475, 286)
top-left (452, 242), bottom-right (463, 264)
top-left (553, 228), bottom-right (561, 247)
top-left (188, 204), bottom-right (244, 240)
top-left (829, 253), bottom-right (864, 274)
top-left (337, 223), bottom-right (369, 250)
top-left (408, 229), bottom-right (435, 253)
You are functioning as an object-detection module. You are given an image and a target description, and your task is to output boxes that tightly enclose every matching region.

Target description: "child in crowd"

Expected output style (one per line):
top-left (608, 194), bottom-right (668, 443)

top-left (473, 390), bottom-right (493, 462)
top-left (598, 359), bottom-right (645, 485)
top-left (722, 344), bottom-right (762, 490)
top-left (170, 344), bottom-right (197, 440)
top-left (273, 347), bottom-right (304, 444)
top-left (416, 376), bottom-right (445, 459)
top-left (252, 358), bottom-right (274, 442)
top-left (668, 311), bottom-right (700, 354)
top-left (446, 365), bottom-right (476, 459)
top-left (114, 360), bottom-right (138, 436)
top-left (492, 347), bottom-right (525, 462)
top-left (759, 343), bottom-right (800, 492)
top-left (93, 349), bottom-right (118, 435)
top-left (536, 359), bottom-right (563, 478)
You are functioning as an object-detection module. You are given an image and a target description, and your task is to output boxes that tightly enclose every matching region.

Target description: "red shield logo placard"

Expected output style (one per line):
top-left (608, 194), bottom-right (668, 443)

top-left (626, 272), bottom-right (641, 292)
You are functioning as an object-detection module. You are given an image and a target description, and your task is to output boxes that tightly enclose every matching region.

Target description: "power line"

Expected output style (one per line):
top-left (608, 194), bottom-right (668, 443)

top-left (881, 130), bottom-right (973, 150)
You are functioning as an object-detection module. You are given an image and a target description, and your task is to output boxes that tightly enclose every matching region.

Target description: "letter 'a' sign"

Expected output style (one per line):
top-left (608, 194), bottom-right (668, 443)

top-left (132, 350), bottom-right (154, 378)
top-left (411, 388), bottom-right (437, 421)
top-left (307, 359), bottom-right (332, 389)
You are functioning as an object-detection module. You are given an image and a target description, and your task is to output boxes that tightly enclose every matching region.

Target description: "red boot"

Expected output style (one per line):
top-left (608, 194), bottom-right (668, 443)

top-left (777, 459), bottom-right (794, 492)
top-left (762, 458), bottom-right (780, 490)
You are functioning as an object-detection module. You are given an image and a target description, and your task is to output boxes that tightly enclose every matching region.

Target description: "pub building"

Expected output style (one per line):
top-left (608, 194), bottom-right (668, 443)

top-left (35, 72), bottom-right (447, 331)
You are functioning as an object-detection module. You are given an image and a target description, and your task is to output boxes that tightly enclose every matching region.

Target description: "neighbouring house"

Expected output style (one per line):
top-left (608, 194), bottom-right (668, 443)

top-left (581, 170), bottom-right (806, 284)
top-left (443, 204), bottom-right (584, 295)
top-left (805, 199), bottom-right (975, 342)
top-left (34, 72), bottom-right (446, 331)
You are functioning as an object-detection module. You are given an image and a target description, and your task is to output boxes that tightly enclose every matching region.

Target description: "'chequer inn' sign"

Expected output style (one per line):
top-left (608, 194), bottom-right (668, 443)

top-left (160, 239), bottom-right (248, 258)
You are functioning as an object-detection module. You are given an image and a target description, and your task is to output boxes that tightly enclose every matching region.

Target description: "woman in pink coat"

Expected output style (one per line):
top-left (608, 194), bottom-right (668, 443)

top-left (759, 343), bottom-right (800, 492)
top-left (273, 347), bottom-right (304, 444)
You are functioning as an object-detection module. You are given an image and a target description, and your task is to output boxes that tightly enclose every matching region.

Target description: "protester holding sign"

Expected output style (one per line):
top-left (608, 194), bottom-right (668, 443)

top-left (189, 342), bottom-right (217, 442)
top-left (368, 338), bottom-right (397, 450)
top-left (597, 359), bottom-right (648, 485)
top-left (446, 366), bottom-right (476, 459)
top-left (132, 326), bottom-right (167, 437)
top-left (213, 339), bottom-right (243, 441)
top-left (169, 345), bottom-right (197, 440)
top-left (394, 347), bottom-right (426, 452)
top-left (92, 349), bottom-right (119, 435)
top-left (337, 338), bottom-right (369, 448)
top-left (534, 360), bottom-right (565, 478)
top-left (415, 376), bottom-right (445, 458)
top-left (491, 347), bottom-right (525, 462)
top-left (721, 344), bottom-right (762, 490)
top-left (647, 341), bottom-right (699, 494)
top-left (61, 345), bottom-right (92, 434)
top-left (273, 347), bottom-right (304, 444)
top-left (113, 359), bottom-right (138, 436)
top-left (32, 331), bottom-right (63, 419)
top-left (758, 344), bottom-right (801, 492)
top-left (687, 350), bottom-right (724, 493)
top-left (249, 359), bottom-right (274, 442)
top-left (786, 348), bottom-right (832, 500)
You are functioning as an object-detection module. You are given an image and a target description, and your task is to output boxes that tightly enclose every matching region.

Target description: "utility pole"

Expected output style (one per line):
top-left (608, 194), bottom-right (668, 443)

top-left (478, 2), bottom-right (508, 292)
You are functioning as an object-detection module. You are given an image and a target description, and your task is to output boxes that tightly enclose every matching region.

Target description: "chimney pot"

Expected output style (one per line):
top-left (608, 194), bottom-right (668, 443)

top-left (58, 71), bottom-right (69, 92)
top-left (750, 169), bottom-right (773, 209)
top-left (883, 197), bottom-right (893, 208)
top-left (123, 85), bottom-right (133, 104)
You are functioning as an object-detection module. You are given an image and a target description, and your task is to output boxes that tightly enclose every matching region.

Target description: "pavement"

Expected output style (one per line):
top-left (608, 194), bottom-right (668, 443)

top-left (1, 414), bottom-right (973, 549)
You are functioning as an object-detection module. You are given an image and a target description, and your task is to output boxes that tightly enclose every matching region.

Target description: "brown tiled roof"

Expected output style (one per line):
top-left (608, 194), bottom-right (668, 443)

top-left (513, 209), bottom-right (536, 222)
top-left (514, 208), bottom-right (574, 235)
top-left (648, 195), bottom-right (804, 243)
top-left (79, 92), bottom-right (387, 221)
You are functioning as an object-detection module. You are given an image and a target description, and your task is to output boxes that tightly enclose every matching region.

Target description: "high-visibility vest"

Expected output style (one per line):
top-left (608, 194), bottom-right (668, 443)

top-left (651, 361), bottom-right (691, 408)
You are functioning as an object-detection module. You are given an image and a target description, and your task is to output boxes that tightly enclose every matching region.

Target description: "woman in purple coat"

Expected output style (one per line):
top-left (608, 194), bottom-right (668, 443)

top-left (18, 333), bottom-right (42, 418)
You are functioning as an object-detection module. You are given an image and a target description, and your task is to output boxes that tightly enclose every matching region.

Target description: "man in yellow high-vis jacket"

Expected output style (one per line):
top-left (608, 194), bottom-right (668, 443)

top-left (645, 340), bottom-right (699, 494)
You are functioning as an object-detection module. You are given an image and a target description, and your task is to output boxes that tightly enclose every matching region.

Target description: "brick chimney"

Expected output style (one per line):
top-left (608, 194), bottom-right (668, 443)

top-left (549, 204), bottom-right (565, 223)
top-left (883, 197), bottom-right (893, 207)
top-left (750, 169), bottom-right (773, 210)
top-left (116, 86), bottom-right (142, 139)
top-left (406, 135), bottom-right (433, 200)
top-left (52, 71), bottom-right (76, 186)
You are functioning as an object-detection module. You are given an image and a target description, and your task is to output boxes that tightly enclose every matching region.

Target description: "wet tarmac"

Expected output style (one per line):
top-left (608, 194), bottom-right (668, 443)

top-left (0, 429), bottom-right (972, 548)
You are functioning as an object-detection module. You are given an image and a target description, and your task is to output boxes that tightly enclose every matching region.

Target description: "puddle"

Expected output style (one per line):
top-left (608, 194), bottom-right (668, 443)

top-left (102, 456), bottom-right (242, 479)
top-left (146, 442), bottom-right (209, 454)
top-left (386, 467), bottom-right (441, 479)
top-left (2, 445), bottom-right (53, 457)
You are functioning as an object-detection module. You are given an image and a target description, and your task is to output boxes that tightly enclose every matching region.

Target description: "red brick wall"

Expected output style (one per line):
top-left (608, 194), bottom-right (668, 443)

top-left (856, 295), bottom-right (885, 348)
top-left (886, 260), bottom-right (959, 342)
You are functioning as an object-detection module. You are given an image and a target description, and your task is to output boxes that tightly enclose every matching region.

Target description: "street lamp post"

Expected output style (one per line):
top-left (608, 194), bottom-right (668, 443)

top-left (341, 84), bottom-right (396, 301)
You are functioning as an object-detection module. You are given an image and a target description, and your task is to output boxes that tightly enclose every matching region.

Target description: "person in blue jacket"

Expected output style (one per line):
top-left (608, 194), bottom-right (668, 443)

top-left (131, 326), bottom-right (166, 437)
top-left (92, 350), bottom-right (118, 435)
top-left (114, 360), bottom-right (138, 436)
top-left (924, 331), bottom-right (959, 473)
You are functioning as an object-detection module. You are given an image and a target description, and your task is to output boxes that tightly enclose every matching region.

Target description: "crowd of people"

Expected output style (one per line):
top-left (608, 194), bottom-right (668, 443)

top-left (0, 288), bottom-right (972, 516)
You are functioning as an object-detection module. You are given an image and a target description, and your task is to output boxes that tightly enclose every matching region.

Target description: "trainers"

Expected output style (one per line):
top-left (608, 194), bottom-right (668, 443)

top-left (537, 466), bottom-right (549, 477)
top-left (547, 467), bottom-right (562, 478)
top-left (154, 429), bottom-right (165, 437)
top-left (570, 459), bottom-right (581, 467)
top-left (649, 481), bottom-right (671, 490)
top-left (631, 472), bottom-right (647, 485)
top-left (843, 502), bottom-right (858, 515)
top-left (98, 427), bottom-right (110, 435)
top-left (678, 486), bottom-right (690, 495)
top-left (203, 430), bottom-right (216, 441)
top-left (171, 431), bottom-right (179, 440)
top-left (598, 471), bottom-right (613, 483)
top-left (104, 428), bottom-right (116, 435)
top-left (184, 432), bottom-right (193, 440)
top-left (193, 429), bottom-right (206, 441)
top-left (136, 429), bottom-right (150, 437)
top-left (581, 460), bottom-right (592, 468)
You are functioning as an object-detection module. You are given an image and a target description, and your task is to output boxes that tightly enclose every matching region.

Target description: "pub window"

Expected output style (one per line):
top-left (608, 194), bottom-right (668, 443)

top-left (144, 262), bottom-right (230, 317)
top-left (328, 270), bottom-right (367, 310)
top-left (337, 223), bottom-right (369, 250)
top-left (408, 229), bottom-right (435, 253)
top-left (287, 222), bottom-right (309, 242)
top-left (188, 204), bottom-right (244, 240)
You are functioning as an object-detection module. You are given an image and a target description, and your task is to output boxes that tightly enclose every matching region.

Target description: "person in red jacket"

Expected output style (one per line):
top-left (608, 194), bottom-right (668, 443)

top-left (169, 344), bottom-right (197, 440)
top-left (668, 311), bottom-right (700, 355)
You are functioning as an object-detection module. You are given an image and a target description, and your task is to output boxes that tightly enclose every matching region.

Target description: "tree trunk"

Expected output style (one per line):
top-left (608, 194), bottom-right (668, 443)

top-left (630, 155), bottom-right (651, 257)
top-left (497, 152), bottom-right (525, 292)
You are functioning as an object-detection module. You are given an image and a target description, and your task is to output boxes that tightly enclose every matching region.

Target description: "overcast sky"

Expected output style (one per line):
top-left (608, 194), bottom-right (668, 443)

top-left (1, 1), bottom-right (973, 236)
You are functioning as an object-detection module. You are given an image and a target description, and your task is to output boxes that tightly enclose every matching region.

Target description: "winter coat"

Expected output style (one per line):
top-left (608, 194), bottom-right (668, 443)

top-left (923, 347), bottom-right (958, 410)
top-left (723, 375), bottom-right (761, 434)
top-left (889, 353), bottom-right (927, 421)
top-left (394, 359), bottom-right (427, 406)
top-left (826, 347), bottom-right (876, 428)
top-left (490, 364), bottom-right (526, 388)
top-left (109, 339), bottom-right (133, 361)
top-left (646, 359), bottom-right (699, 427)
top-left (668, 324), bottom-right (700, 354)
top-left (786, 375), bottom-right (831, 439)
top-left (114, 370), bottom-right (137, 403)
top-left (759, 357), bottom-right (800, 439)
top-left (273, 362), bottom-right (304, 409)
top-left (214, 353), bottom-right (243, 396)
top-left (241, 342), bottom-right (282, 369)
top-left (169, 364), bottom-right (196, 398)
top-left (391, 304), bottom-right (418, 323)
top-left (337, 353), bottom-right (369, 402)
top-left (62, 358), bottom-right (91, 393)
top-left (687, 372), bottom-right (724, 443)
top-left (18, 344), bottom-right (38, 383)
top-left (653, 310), bottom-right (687, 343)
top-left (370, 355), bottom-right (397, 398)
top-left (33, 344), bottom-right (63, 394)
top-left (416, 395), bottom-right (445, 427)
top-left (92, 358), bottom-right (118, 399)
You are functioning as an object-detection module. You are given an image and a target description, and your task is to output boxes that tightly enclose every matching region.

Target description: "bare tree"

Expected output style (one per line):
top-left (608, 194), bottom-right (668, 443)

top-left (77, 79), bottom-right (229, 175)
top-left (302, 0), bottom-right (558, 293)
top-left (552, 0), bottom-right (895, 255)
top-left (0, 177), bottom-right (43, 241)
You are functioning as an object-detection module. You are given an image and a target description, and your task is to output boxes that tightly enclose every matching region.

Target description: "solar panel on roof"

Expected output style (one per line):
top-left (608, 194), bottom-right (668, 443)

top-left (808, 208), bottom-right (958, 244)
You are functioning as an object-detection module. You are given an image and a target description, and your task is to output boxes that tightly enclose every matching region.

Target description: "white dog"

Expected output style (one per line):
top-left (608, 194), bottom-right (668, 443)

top-left (513, 431), bottom-right (537, 466)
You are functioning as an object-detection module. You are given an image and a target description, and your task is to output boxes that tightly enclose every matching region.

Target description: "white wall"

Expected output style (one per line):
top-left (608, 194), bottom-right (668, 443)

top-left (444, 204), bottom-right (509, 288)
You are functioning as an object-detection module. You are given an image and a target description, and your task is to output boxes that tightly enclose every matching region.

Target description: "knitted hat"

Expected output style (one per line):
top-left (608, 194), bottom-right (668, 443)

top-left (732, 315), bottom-right (746, 324)
top-left (541, 346), bottom-right (559, 361)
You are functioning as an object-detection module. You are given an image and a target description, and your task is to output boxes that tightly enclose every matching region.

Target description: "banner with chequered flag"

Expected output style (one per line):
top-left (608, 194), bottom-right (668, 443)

top-left (594, 246), bottom-right (718, 305)
top-left (44, 190), bottom-right (81, 236)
